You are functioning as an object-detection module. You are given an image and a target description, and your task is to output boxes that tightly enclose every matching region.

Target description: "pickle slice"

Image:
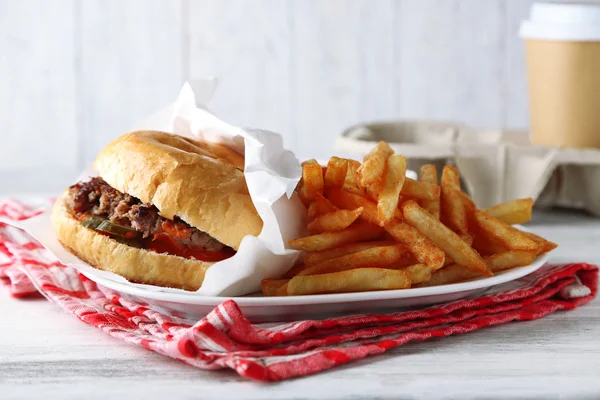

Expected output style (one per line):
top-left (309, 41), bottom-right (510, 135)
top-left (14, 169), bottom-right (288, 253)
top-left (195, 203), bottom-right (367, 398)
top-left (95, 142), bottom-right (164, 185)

top-left (96, 220), bottom-right (142, 240)
top-left (80, 216), bottom-right (105, 230)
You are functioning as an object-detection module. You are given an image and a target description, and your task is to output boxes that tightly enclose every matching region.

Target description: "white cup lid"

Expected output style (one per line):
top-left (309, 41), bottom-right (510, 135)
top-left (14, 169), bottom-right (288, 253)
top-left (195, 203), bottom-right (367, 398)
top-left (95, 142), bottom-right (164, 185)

top-left (520, 2), bottom-right (600, 41)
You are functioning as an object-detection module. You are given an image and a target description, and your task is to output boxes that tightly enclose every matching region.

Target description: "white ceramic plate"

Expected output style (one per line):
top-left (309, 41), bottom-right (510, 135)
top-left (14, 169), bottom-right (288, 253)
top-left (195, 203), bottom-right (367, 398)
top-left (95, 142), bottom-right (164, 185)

top-left (82, 252), bottom-right (549, 323)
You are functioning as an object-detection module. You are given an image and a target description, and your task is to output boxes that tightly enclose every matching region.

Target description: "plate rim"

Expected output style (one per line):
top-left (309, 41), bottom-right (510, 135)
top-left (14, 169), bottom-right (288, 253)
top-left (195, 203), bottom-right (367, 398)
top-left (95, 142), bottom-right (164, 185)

top-left (83, 252), bottom-right (550, 307)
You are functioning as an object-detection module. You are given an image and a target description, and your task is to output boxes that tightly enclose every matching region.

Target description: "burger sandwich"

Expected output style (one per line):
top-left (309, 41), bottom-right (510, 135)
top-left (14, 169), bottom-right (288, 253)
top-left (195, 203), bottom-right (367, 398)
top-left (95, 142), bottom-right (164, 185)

top-left (51, 130), bottom-right (263, 291)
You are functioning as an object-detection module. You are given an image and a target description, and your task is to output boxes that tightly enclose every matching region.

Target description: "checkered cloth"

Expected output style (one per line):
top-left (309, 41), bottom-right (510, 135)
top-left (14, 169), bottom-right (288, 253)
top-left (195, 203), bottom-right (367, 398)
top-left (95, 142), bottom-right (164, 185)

top-left (0, 200), bottom-right (597, 381)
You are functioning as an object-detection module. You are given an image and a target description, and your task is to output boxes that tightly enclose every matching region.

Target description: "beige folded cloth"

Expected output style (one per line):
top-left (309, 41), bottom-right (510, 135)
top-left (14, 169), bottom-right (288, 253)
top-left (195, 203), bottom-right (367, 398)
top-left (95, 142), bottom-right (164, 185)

top-left (335, 121), bottom-right (600, 215)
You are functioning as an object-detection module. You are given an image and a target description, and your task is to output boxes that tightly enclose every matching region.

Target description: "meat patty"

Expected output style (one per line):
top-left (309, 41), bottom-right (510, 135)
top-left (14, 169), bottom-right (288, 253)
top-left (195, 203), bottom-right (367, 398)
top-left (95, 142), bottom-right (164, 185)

top-left (67, 177), bottom-right (227, 252)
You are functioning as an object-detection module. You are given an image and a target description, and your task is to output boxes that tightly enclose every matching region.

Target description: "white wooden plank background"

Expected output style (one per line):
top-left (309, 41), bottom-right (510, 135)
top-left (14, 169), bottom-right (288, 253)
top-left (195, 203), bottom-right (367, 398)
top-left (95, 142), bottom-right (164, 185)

top-left (80, 0), bottom-right (184, 165)
top-left (3, 0), bottom-right (593, 193)
top-left (188, 0), bottom-right (294, 148)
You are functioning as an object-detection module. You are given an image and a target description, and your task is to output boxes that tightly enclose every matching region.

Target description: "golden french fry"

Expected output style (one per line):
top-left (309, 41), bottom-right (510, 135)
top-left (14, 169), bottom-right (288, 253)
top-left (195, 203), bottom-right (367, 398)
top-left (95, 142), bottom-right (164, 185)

top-left (325, 157), bottom-right (349, 188)
top-left (196, 139), bottom-right (245, 171)
top-left (402, 201), bottom-right (492, 276)
top-left (401, 178), bottom-right (441, 201)
top-left (519, 230), bottom-right (558, 254)
top-left (343, 159), bottom-right (365, 195)
top-left (378, 155), bottom-right (407, 223)
top-left (276, 282), bottom-right (289, 296)
top-left (283, 263), bottom-right (312, 279)
top-left (357, 141), bottom-right (394, 187)
top-left (472, 233), bottom-right (508, 255)
top-left (442, 187), bottom-right (471, 241)
top-left (307, 207), bottom-right (363, 234)
top-left (305, 240), bottom-right (397, 265)
top-left (365, 181), bottom-right (382, 202)
top-left (441, 166), bottom-right (470, 240)
top-left (261, 279), bottom-right (290, 296)
top-left (441, 164), bottom-right (461, 190)
top-left (419, 165), bottom-right (440, 219)
top-left (384, 219), bottom-right (445, 270)
top-left (327, 187), bottom-right (401, 226)
top-left (288, 268), bottom-right (411, 295)
top-left (484, 251), bottom-right (537, 273)
top-left (473, 210), bottom-right (539, 252)
top-left (302, 159), bottom-right (325, 202)
top-left (414, 264), bottom-right (482, 287)
top-left (297, 244), bottom-right (412, 276)
top-left (403, 264), bottom-right (433, 284)
top-left (297, 182), bottom-right (310, 207)
top-left (380, 256), bottom-right (419, 271)
top-left (307, 193), bottom-right (338, 220)
top-left (289, 221), bottom-right (383, 252)
top-left (483, 198), bottom-right (534, 225)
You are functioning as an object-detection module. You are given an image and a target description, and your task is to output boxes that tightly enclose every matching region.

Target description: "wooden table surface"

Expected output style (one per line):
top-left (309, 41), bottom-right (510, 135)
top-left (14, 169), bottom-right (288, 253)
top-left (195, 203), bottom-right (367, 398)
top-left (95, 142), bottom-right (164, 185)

top-left (1, 208), bottom-right (600, 400)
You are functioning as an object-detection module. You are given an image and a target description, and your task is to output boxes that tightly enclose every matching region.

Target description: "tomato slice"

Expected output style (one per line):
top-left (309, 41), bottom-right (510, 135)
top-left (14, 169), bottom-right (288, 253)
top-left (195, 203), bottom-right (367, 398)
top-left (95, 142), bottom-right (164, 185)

top-left (147, 233), bottom-right (234, 262)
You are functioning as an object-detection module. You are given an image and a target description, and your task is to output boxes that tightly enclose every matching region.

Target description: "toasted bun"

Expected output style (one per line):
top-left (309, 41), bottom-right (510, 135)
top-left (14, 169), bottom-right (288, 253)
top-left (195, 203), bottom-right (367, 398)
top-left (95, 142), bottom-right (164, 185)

top-left (51, 191), bottom-right (210, 291)
top-left (93, 130), bottom-right (262, 250)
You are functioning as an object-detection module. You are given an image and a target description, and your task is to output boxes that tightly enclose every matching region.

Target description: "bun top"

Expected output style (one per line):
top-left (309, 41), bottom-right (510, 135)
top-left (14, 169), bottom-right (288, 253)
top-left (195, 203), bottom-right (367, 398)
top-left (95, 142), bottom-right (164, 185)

top-left (93, 130), bottom-right (263, 250)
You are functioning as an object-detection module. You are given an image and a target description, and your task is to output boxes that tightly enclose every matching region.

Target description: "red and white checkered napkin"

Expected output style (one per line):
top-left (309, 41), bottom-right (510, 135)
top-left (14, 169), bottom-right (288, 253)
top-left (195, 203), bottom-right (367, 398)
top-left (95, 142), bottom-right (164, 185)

top-left (0, 200), bottom-right (598, 382)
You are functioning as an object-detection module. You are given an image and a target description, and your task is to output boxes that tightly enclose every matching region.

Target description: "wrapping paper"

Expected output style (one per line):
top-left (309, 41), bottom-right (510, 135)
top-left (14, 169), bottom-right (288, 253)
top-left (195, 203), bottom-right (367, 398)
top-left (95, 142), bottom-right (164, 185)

top-left (0, 81), bottom-right (307, 296)
top-left (0, 200), bottom-right (597, 381)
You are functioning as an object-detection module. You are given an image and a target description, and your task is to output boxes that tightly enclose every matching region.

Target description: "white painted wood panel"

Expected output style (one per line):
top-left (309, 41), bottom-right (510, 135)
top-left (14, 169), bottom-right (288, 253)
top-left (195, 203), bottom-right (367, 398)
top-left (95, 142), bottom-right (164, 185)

top-left (293, 0), bottom-right (395, 160)
top-left (188, 0), bottom-right (294, 149)
top-left (505, 0), bottom-right (535, 129)
top-left (0, 0), bottom-right (577, 193)
top-left (79, 0), bottom-right (184, 166)
top-left (396, 0), bottom-right (505, 129)
top-left (0, 0), bottom-right (78, 170)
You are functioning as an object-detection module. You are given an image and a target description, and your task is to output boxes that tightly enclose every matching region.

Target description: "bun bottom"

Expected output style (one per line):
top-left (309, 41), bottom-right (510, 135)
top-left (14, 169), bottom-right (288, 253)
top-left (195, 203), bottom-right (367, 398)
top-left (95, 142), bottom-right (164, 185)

top-left (51, 191), bottom-right (212, 291)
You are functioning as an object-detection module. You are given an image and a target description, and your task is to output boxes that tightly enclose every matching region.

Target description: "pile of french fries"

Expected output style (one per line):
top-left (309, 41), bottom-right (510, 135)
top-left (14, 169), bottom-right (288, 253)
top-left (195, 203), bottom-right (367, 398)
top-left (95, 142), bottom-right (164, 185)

top-left (261, 141), bottom-right (557, 297)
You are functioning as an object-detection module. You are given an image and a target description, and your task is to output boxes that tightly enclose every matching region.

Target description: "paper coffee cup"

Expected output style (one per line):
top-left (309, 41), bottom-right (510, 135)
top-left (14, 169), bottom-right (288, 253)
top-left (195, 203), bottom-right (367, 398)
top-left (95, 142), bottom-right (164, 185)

top-left (520, 2), bottom-right (600, 149)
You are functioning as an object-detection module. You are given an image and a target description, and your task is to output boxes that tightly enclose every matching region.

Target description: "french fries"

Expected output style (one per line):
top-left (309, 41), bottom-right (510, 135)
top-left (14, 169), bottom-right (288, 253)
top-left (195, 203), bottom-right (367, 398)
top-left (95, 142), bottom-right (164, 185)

top-left (325, 157), bottom-right (349, 188)
top-left (403, 264), bottom-right (433, 284)
top-left (473, 210), bottom-right (539, 252)
top-left (307, 207), bottom-right (363, 234)
top-left (302, 159), bottom-right (325, 202)
top-left (305, 240), bottom-right (397, 264)
top-left (296, 244), bottom-right (411, 276)
top-left (307, 193), bottom-right (338, 220)
top-left (419, 165), bottom-right (440, 219)
top-left (414, 264), bottom-right (482, 287)
top-left (401, 178), bottom-right (440, 201)
top-left (483, 198), bottom-right (534, 225)
top-left (289, 221), bottom-right (383, 252)
top-left (261, 279), bottom-right (290, 296)
top-left (441, 166), bottom-right (471, 243)
top-left (327, 187), bottom-right (402, 225)
top-left (343, 159), bottom-right (365, 195)
top-left (287, 268), bottom-right (411, 295)
top-left (484, 251), bottom-right (537, 273)
top-left (274, 146), bottom-right (557, 297)
top-left (520, 230), bottom-right (558, 254)
top-left (384, 219), bottom-right (445, 270)
top-left (378, 155), bottom-right (407, 223)
top-left (357, 141), bottom-right (394, 187)
top-left (402, 201), bottom-right (492, 276)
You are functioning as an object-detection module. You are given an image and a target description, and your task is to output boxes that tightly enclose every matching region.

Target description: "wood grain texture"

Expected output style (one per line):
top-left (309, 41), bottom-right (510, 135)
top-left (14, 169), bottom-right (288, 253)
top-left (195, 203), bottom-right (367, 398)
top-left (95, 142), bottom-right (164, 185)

top-left (292, 0), bottom-right (396, 160)
top-left (1, 203), bottom-right (599, 399)
top-left (396, 0), bottom-right (505, 129)
top-left (0, 0), bottom-right (78, 170)
top-left (79, 0), bottom-right (184, 166)
top-left (188, 0), bottom-right (294, 148)
top-left (505, 0), bottom-right (535, 129)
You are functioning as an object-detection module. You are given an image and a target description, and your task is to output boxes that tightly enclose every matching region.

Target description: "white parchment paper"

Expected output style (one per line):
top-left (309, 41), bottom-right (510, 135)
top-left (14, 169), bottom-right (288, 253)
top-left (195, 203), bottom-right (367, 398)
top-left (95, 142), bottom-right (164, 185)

top-left (3, 81), bottom-right (307, 296)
